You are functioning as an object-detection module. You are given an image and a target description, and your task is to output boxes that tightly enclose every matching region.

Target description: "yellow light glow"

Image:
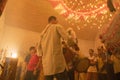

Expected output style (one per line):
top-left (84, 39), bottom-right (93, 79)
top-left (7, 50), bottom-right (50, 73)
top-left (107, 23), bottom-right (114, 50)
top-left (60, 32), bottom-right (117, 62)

top-left (50, 0), bottom-right (120, 30)
top-left (11, 52), bottom-right (18, 58)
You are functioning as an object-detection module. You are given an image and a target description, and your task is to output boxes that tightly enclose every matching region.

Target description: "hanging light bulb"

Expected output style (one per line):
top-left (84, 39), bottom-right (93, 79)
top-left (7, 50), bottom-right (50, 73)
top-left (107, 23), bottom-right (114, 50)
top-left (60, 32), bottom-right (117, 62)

top-left (110, 14), bottom-right (113, 17)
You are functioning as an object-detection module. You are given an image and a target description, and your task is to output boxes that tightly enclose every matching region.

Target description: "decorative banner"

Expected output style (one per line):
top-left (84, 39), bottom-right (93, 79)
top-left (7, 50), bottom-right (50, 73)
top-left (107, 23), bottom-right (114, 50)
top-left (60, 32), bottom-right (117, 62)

top-left (0, 0), bottom-right (8, 16)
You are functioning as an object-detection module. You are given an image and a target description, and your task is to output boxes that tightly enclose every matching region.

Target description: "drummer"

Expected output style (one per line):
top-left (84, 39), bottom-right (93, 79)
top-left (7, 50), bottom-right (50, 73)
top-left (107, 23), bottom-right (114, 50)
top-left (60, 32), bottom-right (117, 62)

top-left (66, 28), bottom-right (79, 80)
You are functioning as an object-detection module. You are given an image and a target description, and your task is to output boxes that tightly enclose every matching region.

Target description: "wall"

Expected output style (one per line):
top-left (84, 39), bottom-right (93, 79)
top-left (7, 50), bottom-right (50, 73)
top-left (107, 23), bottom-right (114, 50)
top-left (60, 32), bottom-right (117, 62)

top-left (0, 26), bottom-right (40, 57)
top-left (78, 39), bottom-right (95, 57)
top-left (94, 35), bottom-right (104, 52)
top-left (0, 26), bottom-right (95, 57)
top-left (0, 12), bottom-right (5, 42)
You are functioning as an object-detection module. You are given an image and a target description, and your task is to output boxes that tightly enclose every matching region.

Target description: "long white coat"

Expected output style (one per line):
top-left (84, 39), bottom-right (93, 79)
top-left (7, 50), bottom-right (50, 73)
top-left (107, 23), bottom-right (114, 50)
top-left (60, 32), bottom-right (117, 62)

top-left (38, 24), bottom-right (68, 75)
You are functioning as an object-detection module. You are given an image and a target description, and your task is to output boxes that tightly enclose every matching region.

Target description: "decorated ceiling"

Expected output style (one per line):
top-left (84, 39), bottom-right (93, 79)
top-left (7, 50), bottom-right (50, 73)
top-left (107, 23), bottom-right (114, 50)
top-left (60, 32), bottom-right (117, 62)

top-left (49, 0), bottom-right (120, 30)
top-left (2, 0), bottom-right (120, 40)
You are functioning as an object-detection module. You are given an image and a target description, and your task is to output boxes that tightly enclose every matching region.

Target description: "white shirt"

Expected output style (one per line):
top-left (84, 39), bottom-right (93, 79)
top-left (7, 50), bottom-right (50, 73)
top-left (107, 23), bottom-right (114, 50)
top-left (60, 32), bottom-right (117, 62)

top-left (87, 56), bottom-right (97, 72)
top-left (38, 24), bottom-right (69, 75)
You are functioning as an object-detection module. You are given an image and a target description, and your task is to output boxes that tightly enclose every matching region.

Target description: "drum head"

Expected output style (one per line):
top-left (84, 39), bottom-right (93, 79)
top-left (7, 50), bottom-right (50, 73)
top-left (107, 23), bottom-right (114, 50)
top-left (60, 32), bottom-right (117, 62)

top-left (74, 58), bottom-right (90, 73)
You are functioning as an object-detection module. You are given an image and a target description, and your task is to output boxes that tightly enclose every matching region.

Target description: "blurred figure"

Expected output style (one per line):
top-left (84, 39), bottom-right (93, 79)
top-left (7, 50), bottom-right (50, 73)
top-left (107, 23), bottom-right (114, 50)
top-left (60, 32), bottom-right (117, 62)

top-left (110, 48), bottom-right (120, 80)
top-left (38, 16), bottom-right (72, 80)
top-left (67, 28), bottom-right (78, 44)
top-left (66, 27), bottom-right (80, 80)
top-left (23, 47), bottom-right (33, 79)
top-left (105, 48), bottom-right (115, 80)
top-left (87, 49), bottom-right (98, 80)
top-left (25, 46), bottom-right (40, 80)
top-left (97, 47), bottom-right (108, 80)
top-left (16, 62), bottom-right (22, 80)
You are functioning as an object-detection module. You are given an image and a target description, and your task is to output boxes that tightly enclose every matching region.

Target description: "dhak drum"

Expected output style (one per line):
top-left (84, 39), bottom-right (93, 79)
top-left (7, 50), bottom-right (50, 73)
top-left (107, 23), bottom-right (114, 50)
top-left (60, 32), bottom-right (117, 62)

top-left (63, 46), bottom-right (90, 73)
top-left (73, 57), bottom-right (90, 73)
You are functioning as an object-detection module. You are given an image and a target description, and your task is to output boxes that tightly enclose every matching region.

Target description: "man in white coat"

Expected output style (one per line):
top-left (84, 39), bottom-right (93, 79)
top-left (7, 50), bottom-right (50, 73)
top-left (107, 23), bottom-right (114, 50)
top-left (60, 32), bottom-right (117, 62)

top-left (38, 16), bottom-right (71, 80)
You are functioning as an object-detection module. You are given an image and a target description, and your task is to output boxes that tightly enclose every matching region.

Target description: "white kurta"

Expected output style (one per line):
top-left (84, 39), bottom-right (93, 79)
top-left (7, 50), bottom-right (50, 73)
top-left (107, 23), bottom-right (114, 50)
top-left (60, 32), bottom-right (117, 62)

top-left (87, 56), bottom-right (97, 72)
top-left (38, 24), bottom-right (68, 75)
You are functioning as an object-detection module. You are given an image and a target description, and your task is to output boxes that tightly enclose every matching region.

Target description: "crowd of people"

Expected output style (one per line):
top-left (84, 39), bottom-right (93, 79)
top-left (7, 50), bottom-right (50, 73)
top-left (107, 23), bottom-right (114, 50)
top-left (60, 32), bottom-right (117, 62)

top-left (22, 15), bottom-right (120, 80)
top-left (86, 46), bottom-right (120, 80)
top-left (0, 0), bottom-right (120, 80)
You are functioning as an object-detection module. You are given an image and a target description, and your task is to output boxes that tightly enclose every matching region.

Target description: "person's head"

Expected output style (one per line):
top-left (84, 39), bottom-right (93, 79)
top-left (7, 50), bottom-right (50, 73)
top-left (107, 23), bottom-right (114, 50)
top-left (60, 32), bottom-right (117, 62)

top-left (67, 28), bottom-right (73, 35)
top-left (29, 46), bottom-right (36, 54)
top-left (97, 46), bottom-right (106, 57)
top-left (89, 49), bottom-right (94, 56)
top-left (48, 16), bottom-right (58, 24)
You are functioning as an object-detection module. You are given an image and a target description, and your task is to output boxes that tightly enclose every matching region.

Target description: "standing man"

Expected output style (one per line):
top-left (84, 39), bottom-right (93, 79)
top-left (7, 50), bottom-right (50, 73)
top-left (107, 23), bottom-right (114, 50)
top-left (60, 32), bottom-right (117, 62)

top-left (38, 16), bottom-right (71, 80)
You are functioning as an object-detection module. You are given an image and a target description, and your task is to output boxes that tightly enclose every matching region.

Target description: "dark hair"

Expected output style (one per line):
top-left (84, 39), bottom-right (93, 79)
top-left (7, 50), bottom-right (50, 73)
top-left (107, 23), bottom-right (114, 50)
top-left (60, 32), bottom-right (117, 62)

top-left (89, 49), bottom-right (94, 52)
top-left (29, 46), bottom-right (36, 51)
top-left (48, 16), bottom-right (56, 23)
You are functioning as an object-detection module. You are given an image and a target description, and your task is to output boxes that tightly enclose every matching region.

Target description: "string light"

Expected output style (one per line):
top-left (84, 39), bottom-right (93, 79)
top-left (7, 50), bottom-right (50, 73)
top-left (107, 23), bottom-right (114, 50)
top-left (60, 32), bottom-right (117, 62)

top-left (98, 27), bottom-right (101, 29)
top-left (49, 0), bottom-right (120, 30)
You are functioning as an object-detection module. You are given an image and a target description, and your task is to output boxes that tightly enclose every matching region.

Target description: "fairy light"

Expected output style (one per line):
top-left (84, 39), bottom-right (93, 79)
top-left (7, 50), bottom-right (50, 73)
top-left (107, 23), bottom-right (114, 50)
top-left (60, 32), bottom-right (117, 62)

top-left (77, 26), bottom-right (80, 30)
top-left (110, 14), bottom-right (113, 17)
top-left (49, 0), bottom-right (120, 30)
top-left (98, 27), bottom-right (101, 29)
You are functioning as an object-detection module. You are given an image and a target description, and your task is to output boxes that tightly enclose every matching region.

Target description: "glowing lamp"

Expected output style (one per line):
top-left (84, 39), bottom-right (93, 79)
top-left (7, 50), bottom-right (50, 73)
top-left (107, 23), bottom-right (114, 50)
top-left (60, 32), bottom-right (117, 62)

top-left (11, 52), bottom-right (18, 58)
